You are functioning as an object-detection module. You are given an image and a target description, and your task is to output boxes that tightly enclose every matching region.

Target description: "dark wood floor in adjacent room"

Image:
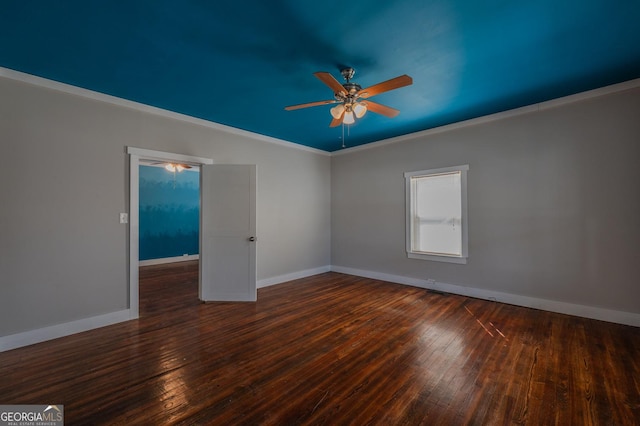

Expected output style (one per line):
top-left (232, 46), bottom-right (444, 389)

top-left (1, 261), bottom-right (639, 425)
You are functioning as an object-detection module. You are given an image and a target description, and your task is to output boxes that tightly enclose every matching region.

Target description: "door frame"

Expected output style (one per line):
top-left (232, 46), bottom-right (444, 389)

top-left (127, 147), bottom-right (213, 318)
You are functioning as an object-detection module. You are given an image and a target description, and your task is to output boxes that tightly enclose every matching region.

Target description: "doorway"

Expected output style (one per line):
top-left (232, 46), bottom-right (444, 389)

top-left (128, 147), bottom-right (212, 318)
top-left (138, 160), bottom-right (201, 314)
top-left (127, 147), bottom-right (257, 319)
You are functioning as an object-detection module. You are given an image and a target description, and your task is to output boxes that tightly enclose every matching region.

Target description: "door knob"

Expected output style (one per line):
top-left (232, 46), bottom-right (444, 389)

top-left (248, 236), bottom-right (256, 242)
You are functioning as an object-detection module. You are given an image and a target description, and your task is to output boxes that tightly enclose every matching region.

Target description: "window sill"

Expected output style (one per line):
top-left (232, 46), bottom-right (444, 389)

top-left (407, 252), bottom-right (468, 264)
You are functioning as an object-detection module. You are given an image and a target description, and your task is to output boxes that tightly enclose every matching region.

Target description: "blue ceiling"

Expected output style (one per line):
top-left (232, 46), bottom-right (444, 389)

top-left (1, 1), bottom-right (639, 152)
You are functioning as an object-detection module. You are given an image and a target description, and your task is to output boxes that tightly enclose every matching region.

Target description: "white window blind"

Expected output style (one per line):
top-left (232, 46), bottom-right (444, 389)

top-left (405, 165), bottom-right (468, 263)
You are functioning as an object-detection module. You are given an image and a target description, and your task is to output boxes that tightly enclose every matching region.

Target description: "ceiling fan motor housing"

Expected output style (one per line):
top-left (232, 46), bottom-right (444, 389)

top-left (335, 82), bottom-right (362, 104)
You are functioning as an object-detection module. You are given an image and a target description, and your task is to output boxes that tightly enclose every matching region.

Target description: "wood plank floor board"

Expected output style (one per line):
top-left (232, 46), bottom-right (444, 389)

top-left (1, 261), bottom-right (639, 425)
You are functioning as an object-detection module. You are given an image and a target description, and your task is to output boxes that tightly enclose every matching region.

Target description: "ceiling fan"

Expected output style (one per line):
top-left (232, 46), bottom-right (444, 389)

top-left (285, 67), bottom-right (413, 127)
top-left (161, 163), bottom-right (192, 173)
top-left (146, 161), bottom-right (193, 172)
top-left (148, 162), bottom-right (193, 188)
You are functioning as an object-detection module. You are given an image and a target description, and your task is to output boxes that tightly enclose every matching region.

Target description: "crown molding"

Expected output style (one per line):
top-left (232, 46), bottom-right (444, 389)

top-left (332, 78), bottom-right (640, 156)
top-left (3, 66), bottom-right (638, 159)
top-left (0, 66), bottom-right (331, 157)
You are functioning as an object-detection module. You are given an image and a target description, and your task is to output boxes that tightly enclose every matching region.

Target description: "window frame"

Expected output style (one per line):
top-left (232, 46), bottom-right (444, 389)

top-left (404, 165), bottom-right (469, 264)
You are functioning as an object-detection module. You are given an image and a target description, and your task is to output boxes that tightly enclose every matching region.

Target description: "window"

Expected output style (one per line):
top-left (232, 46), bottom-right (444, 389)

top-left (405, 165), bottom-right (468, 263)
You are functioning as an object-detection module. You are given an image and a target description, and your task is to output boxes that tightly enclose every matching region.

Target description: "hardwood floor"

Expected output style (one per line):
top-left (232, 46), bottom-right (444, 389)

top-left (1, 261), bottom-right (639, 425)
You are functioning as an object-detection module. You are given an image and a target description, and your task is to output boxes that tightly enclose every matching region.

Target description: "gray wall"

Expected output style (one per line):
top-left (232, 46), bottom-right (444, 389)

top-left (0, 76), bottom-right (331, 337)
top-left (2, 72), bottom-right (638, 339)
top-left (332, 87), bottom-right (640, 315)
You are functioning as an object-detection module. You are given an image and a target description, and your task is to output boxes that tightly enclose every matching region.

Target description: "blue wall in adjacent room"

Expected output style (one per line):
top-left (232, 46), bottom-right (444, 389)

top-left (139, 165), bottom-right (200, 261)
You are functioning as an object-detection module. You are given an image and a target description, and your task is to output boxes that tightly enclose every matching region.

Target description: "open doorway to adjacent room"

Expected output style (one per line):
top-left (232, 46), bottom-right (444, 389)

top-left (128, 147), bottom-right (256, 318)
top-left (138, 160), bottom-right (201, 315)
top-left (127, 147), bottom-right (213, 319)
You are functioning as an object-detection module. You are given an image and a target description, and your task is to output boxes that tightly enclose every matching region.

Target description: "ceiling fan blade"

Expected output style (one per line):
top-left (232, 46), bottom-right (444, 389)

top-left (314, 72), bottom-right (347, 96)
top-left (363, 100), bottom-right (400, 118)
top-left (359, 75), bottom-right (413, 98)
top-left (284, 99), bottom-right (337, 111)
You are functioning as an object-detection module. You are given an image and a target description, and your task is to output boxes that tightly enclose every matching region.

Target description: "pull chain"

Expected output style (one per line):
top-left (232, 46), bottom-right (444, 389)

top-left (341, 122), bottom-right (351, 149)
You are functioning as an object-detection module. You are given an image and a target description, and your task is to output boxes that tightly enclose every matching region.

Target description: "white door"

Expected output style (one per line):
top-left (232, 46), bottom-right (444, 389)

top-left (200, 164), bottom-right (257, 301)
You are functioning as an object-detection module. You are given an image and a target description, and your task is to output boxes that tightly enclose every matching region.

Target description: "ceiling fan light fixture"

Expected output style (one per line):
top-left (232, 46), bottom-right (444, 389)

top-left (343, 110), bottom-right (355, 125)
top-left (330, 104), bottom-right (345, 119)
top-left (164, 163), bottom-right (188, 173)
top-left (353, 102), bottom-right (367, 119)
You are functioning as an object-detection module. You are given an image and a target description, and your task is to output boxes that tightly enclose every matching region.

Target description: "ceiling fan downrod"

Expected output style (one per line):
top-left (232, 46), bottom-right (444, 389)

top-left (340, 67), bottom-right (355, 82)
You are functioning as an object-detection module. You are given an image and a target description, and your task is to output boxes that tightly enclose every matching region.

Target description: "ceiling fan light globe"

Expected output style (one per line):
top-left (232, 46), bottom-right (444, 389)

top-left (343, 111), bottom-right (355, 125)
top-left (354, 103), bottom-right (367, 118)
top-left (330, 104), bottom-right (345, 119)
top-left (165, 164), bottom-right (176, 172)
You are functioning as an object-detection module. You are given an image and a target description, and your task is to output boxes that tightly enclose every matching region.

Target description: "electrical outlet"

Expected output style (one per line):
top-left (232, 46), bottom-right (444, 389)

top-left (426, 278), bottom-right (436, 286)
top-left (119, 213), bottom-right (128, 224)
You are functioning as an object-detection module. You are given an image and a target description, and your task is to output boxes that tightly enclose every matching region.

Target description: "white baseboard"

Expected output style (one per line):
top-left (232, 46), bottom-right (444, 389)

top-left (1, 264), bottom-right (329, 352)
top-left (6, 265), bottom-right (635, 353)
top-left (257, 265), bottom-right (331, 288)
top-left (139, 254), bottom-right (199, 266)
top-left (330, 265), bottom-right (640, 328)
top-left (0, 309), bottom-right (134, 352)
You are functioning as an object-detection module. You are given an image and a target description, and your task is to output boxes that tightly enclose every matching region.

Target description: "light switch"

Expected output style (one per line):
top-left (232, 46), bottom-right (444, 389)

top-left (119, 213), bottom-right (128, 224)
